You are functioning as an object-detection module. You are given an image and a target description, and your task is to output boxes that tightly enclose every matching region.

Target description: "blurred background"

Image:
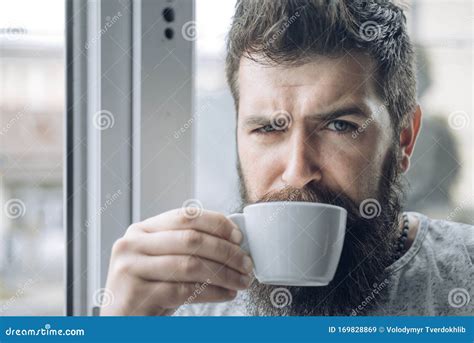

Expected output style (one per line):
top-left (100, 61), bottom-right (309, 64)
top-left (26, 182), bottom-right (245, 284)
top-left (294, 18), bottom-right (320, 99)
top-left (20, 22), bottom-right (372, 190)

top-left (0, 0), bottom-right (472, 315)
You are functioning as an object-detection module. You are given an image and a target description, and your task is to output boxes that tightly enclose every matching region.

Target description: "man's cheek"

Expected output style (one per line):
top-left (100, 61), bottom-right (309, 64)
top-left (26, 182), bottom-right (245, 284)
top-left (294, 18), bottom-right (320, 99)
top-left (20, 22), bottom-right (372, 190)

top-left (238, 158), bottom-right (259, 199)
top-left (323, 156), bottom-right (370, 200)
top-left (243, 166), bottom-right (266, 200)
top-left (241, 159), bottom-right (276, 202)
top-left (347, 168), bottom-right (380, 203)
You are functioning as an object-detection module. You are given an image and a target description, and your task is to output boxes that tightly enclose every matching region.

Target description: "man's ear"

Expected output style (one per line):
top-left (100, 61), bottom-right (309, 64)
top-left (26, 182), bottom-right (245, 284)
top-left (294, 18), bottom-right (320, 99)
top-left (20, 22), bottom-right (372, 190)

top-left (400, 105), bottom-right (422, 173)
top-left (399, 105), bottom-right (422, 173)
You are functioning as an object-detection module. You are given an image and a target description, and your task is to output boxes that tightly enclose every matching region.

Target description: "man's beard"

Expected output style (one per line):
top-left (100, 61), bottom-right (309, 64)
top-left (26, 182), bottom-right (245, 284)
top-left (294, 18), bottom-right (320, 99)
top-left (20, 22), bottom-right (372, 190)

top-left (236, 147), bottom-right (405, 316)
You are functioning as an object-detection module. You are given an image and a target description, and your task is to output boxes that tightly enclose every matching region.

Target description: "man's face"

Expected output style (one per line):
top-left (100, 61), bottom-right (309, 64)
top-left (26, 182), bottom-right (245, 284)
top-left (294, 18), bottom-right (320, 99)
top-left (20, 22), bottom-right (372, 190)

top-left (237, 53), bottom-right (393, 205)
top-left (235, 53), bottom-right (404, 316)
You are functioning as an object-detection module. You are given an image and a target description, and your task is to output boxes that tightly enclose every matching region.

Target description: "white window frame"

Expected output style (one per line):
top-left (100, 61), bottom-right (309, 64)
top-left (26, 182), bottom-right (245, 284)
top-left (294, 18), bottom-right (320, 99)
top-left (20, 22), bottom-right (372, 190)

top-left (66, 0), bottom-right (194, 316)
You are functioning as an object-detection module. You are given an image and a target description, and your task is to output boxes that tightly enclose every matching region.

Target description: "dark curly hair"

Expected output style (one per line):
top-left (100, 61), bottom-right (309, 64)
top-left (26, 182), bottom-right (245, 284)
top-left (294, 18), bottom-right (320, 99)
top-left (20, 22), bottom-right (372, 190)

top-left (225, 0), bottom-right (417, 134)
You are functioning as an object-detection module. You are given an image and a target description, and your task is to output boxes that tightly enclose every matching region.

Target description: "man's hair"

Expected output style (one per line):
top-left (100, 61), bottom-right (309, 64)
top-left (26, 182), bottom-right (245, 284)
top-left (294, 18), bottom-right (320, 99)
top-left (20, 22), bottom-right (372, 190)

top-left (225, 0), bottom-right (417, 133)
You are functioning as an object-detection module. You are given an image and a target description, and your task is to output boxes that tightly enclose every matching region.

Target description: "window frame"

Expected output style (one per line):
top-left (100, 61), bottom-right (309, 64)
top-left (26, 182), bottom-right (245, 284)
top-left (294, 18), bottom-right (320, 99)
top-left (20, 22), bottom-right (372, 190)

top-left (66, 0), bottom-right (194, 316)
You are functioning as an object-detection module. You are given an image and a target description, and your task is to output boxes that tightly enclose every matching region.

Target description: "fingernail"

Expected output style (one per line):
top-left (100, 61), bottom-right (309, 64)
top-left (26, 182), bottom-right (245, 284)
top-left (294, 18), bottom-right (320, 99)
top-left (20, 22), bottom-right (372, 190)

top-left (242, 255), bottom-right (253, 273)
top-left (228, 289), bottom-right (237, 298)
top-left (240, 275), bottom-right (251, 288)
top-left (230, 229), bottom-right (243, 244)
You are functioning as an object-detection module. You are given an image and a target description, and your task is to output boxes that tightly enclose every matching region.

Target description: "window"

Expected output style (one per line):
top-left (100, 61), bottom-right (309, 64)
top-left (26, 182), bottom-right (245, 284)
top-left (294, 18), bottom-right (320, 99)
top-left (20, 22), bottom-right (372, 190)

top-left (195, 0), bottom-right (240, 214)
top-left (0, 0), bottom-right (65, 315)
top-left (66, 0), bottom-right (194, 315)
top-left (404, 0), bottom-right (473, 223)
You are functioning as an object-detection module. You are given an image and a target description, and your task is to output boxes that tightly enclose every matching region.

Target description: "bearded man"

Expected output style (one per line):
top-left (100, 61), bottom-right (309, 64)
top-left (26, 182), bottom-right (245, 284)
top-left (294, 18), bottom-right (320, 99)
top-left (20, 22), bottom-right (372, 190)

top-left (102, 0), bottom-right (473, 316)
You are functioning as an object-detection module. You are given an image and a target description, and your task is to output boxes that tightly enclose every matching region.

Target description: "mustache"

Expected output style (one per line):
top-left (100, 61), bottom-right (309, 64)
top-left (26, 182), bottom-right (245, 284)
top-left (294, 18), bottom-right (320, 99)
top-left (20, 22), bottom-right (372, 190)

top-left (255, 183), bottom-right (360, 220)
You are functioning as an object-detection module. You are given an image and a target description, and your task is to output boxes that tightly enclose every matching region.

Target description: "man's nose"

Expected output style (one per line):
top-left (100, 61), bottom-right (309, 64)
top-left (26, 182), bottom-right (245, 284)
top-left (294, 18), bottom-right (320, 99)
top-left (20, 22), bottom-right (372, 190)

top-left (281, 131), bottom-right (322, 189)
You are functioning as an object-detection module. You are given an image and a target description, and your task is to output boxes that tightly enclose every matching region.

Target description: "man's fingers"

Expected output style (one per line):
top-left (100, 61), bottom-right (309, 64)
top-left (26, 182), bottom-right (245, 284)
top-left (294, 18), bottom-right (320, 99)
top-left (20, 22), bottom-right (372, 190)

top-left (136, 209), bottom-right (242, 244)
top-left (134, 230), bottom-right (252, 275)
top-left (130, 255), bottom-right (252, 291)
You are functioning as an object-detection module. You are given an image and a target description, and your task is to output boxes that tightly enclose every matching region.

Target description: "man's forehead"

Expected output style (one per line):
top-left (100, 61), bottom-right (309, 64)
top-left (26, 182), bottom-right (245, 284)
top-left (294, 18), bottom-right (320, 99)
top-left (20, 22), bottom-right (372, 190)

top-left (238, 53), bottom-right (379, 116)
top-left (239, 52), bottom-right (376, 78)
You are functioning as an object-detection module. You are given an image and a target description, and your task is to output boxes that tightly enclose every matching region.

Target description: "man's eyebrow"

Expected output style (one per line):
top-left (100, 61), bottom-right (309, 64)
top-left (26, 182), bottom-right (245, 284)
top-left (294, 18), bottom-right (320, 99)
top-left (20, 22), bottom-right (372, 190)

top-left (306, 105), bottom-right (371, 122)
top-left (241, 115), bottom-right (273, 129)
top-left (241, 105), bottom-right (371, 129)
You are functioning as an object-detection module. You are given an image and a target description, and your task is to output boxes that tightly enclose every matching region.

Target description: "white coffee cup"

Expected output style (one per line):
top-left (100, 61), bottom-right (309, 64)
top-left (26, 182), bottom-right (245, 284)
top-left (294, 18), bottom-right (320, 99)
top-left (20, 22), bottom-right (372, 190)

top-left (228, 201), bottom-right (347, 286)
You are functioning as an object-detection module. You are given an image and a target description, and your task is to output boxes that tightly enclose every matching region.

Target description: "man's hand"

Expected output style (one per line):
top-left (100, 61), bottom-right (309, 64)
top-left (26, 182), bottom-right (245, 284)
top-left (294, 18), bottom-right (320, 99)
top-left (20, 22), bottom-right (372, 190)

top-left (100, 208), bottom-right (253, 316)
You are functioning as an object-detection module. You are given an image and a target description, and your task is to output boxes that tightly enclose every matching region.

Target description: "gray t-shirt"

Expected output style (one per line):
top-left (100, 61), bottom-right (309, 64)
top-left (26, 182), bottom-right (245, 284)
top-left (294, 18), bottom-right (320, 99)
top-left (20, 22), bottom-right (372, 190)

top-left (173, 212), bottom-right (473, 316)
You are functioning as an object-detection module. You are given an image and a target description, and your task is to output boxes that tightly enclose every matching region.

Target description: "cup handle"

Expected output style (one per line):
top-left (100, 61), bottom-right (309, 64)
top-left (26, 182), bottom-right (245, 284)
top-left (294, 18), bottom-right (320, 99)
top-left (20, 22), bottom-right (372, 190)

top-left (227, 213), bottom-right (251, 255)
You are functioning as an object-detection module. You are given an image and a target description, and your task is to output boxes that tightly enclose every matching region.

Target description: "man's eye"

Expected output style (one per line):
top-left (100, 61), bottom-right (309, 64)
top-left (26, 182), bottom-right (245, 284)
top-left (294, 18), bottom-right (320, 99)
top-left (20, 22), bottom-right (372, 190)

top-left (326, 120), bottom-right (357, 133)
top-left (254, 125), bottom-right (279, 134)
